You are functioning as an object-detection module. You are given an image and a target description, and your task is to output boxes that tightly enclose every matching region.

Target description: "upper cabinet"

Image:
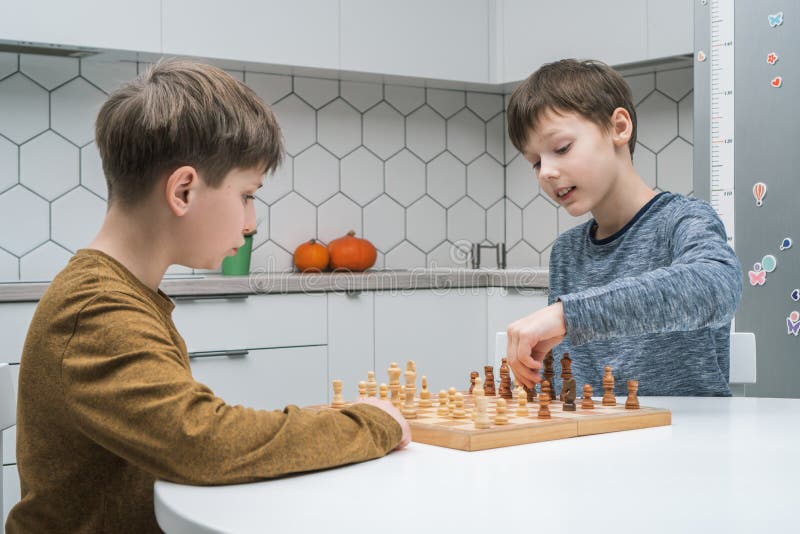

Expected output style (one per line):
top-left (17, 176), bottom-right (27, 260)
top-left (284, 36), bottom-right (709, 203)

top-left (340, 0), bottom-right (490, 83)
top-left (647, 0), bottom-right (693, 60)
top-left (502, 0), bottom-right (648, 83)
top-left (161, 0), bottom-right (340, 71)
top-left (0, 0), bottom-right (161, 54)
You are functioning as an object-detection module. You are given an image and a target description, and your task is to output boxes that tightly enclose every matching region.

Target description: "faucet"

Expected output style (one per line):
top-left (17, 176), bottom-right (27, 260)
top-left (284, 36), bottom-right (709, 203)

top-left (471, 242), bottom-right (506, 269)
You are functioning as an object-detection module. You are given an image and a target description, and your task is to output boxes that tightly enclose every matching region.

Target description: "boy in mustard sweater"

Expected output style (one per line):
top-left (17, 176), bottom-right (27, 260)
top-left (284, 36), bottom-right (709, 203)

top-left (7, 60), bottom-right (409, 534)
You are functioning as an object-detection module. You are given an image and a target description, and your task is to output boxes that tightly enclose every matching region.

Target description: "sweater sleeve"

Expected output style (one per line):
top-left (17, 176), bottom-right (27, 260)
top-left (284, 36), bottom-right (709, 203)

top-left (60, 292), bottom-right (402, 485)
top-left (558, 200), bottom-right (742, 347)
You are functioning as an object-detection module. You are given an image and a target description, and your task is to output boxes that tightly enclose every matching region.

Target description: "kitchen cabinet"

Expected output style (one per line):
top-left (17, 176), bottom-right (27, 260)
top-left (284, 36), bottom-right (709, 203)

top-left (0, 0), bottom-right (161, 54)
top-left (327, 292), bottom-right (375, 401)
top-left (161, 0), bottom-right (340, 71)
top-left (3, 464), bottom-right (19, 525)
top-left (0, 303), bottom-right (36, 364)
top-left (502, 0), bottom-right (648, 83)
top-left (647, 0), bottom-right (693, 60)
top-left (340, 0), bottom-right (491, 83)
top-left (171, 293), bottom-right (327, 353)
top-left (189, 346), bottom-right (328, 409)
top-left (373, 289), bottom-right (488, 390)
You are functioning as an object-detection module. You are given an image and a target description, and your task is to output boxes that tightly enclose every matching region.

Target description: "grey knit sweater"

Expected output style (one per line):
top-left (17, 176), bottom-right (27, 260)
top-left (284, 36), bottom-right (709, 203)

top-left (548, 192), bottom-right (742, 396)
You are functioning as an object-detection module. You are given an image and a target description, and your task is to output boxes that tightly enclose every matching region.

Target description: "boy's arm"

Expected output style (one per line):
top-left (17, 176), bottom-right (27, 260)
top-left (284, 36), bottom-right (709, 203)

top-left (558, 201), bottom-right (742, 347)
top-left (61, 293), bottom-right (402, 485)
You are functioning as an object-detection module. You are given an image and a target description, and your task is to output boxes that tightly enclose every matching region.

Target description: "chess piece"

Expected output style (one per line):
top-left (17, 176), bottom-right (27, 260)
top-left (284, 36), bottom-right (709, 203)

top-left (357, 381), bottom-right (367, 399)
top-left (562, 377), bottom-right (576, 411)
top-left (537, 384), bottom-right (551, 419)
top-left (398, 389), bottom-right (406, 403)
top-left (388, 362), bottom-right (402, 408)
top-left (523, 383), bottom-right (537, 403)
top-left (581, 384), bottom-right (594, 409)
top-left (484, 366), bottom-right (496, 396)
top-left (401, 369), bottom-right (417, 418)
top-left (473, 395), bottom-right (491, 429)
top-left (448, 387), bottom-right (457, 416)
top-left (625, 380), bottom-right (640, 410)
top-left (469, 371), bottom-right (479, 394)
top-left (367, 371), bottom-right (377, 397)
top-left (379, 383), bottom-right (388, 400)
top-left (452, 392), bottom-right (467, 418)
top-left (602, 366), bottom-right (616, 406)
top-left (540, 379), bottom-right (553, 407)
top-left (543, 351), bottom-right (555, 395)
top-left (515, 386), bottom-right (529, 417)
top-left (331, 379), bottom-right (345, 408)
top-left (559, 353), bottom-right (573, 401)
top-left (406, 360), bottom-right (416, 373)
top-left (494, 398), bottom-right (509, 425)
top-left (437, 390), bottom-right (449, 416)
top-left (499, 358), bottom-right (513, 400)
top-left (473, 375), bottom-right (485, 398)
top-left (419, 376), bottom-right (432, 408)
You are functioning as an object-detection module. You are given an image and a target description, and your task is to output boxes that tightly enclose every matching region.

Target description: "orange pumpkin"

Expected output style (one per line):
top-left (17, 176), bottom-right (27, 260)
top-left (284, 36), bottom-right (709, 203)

top-left (293, 239), bottom-right (330, 272)
top-left (327, 230), bottom-right (377, 272)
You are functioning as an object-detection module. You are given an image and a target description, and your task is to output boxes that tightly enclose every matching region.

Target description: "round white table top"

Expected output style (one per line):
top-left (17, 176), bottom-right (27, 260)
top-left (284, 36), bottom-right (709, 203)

top-left (154, 397), bottom-right (800, 534)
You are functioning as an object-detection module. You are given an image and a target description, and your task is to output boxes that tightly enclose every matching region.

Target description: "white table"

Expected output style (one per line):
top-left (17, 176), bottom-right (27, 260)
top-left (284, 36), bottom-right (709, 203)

top-left (154, 397), bottom-right (800, 534)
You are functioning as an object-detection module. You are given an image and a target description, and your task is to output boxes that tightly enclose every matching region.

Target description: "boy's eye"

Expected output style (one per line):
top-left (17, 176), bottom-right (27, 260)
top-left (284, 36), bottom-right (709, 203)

top-left (243, 194), bottom-right (255, 203)
top-left (555, 144), bottom-right (571, 154)
top-left (532, 162), bottom-right (541, 171)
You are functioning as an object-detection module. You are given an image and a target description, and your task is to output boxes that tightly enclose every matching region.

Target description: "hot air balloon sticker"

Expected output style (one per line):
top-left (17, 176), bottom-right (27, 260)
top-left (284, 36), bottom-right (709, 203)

top-left (753, 182), bottom-right (767, 207)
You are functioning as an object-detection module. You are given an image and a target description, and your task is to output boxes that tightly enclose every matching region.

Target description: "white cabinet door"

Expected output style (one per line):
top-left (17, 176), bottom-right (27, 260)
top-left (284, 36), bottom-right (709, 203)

top-left (2, 364), bottom-right (18, 465)
top-left (162, 0), bottom-right (339, 70)
top-left (647, 0), bottom-right (693, 59)
top-left (0, 302), bottom-right (37, 364)
top-left (374, 289), bottom-right (487, 393)
top-left (328, 292), bottom-right (374, 400)
top-left (340, 0), bottom-right (490, 83)
top-left (486, 287), bottom-right (548, 365)
top-left (3, 464), bottom-right (19, 526)
top-left (172, 293), bottom-right (326, 353)
top-left (189, 345), bottom-right (328, 410)
top-left (502, 0), bottom-right (648, 83)
top-left (0, 0), bottom-right (161, 53)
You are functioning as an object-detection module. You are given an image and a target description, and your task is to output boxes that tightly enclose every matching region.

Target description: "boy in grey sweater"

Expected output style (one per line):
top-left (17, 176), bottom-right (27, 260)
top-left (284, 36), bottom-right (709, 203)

top-left (504, 59), bottom-right (742, 396)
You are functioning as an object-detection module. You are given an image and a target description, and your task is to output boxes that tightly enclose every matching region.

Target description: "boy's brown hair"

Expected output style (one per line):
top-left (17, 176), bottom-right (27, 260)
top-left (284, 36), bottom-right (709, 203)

top-left (507, 59), bottom-right (637, 157)
top-left (95, 59), bottom-right (283, 206)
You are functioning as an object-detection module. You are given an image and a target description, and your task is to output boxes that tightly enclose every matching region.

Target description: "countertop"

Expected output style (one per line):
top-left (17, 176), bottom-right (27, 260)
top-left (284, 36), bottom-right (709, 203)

top-left (154, 396), bottom-right (800, 534)
top-left (0, 268), bottom-right (549, 302)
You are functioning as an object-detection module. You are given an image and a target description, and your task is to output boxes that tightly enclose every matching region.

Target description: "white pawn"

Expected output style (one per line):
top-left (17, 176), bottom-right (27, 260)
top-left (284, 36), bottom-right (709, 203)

top-left (331, 379), bottom-right (345, 408)
top-left (473, 395), bottom-right (491, 429)
top-left (419, 376), bottom-right (432, 408)
top-left (437, 390), bottom-right (449, 416)
top-left (357, 381), bottom-right (367, 399)
top-left (367, 371), bottom-right (377, 397)
top-left (494, 398), bottom-right (509, 425)
top-left (515, 386), bottom-right (529, 417)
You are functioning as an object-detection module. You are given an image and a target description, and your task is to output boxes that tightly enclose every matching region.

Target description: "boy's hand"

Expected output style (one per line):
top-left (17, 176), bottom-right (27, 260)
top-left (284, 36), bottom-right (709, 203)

top-left (506, 302), bottom-right (567, 388)
top-left (354, 397), bottom-right (411, 450)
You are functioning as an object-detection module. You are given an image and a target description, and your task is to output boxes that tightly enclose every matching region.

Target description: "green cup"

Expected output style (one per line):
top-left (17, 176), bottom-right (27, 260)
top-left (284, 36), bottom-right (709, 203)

top-left (222, 234), bottom-right (253, 275)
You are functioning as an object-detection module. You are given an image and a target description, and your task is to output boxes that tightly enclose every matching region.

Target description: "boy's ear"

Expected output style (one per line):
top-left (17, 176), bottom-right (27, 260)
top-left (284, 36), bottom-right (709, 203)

top-left (165, 166), bottom-right (200, 217)
top-left (609, 107), bottom-right (633, 147)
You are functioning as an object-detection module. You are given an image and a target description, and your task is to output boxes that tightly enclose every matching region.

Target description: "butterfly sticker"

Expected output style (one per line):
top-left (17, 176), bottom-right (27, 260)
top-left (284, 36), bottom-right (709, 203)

top-left (788, 311), bottom-right (800, 336)
top-left (769, 12), bottom-right (784, 27)
top-left (748, 270), bottom-right (766, 286)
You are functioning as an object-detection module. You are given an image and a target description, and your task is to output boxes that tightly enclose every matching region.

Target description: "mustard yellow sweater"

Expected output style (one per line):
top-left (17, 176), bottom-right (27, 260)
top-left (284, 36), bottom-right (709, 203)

top-left (6, 249), bottom-right (401, 533)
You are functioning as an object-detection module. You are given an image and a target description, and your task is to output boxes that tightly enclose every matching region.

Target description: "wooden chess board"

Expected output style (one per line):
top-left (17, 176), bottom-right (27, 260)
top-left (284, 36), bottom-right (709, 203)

top-left (318, 394), bottom-right (671, 452)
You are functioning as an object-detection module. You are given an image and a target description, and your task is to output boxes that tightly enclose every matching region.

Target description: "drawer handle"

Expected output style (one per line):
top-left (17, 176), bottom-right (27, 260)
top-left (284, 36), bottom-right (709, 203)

top-left (188, 350), bottom-right (250, 359)
top-left (172, 294), bottom-right (249, 302)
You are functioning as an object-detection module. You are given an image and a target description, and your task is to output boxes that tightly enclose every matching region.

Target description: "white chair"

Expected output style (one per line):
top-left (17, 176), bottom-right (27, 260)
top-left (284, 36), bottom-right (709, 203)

top-left (0, 364), bottom-right (16, 519)
top-left (495, 331), bottom-right (757, 384)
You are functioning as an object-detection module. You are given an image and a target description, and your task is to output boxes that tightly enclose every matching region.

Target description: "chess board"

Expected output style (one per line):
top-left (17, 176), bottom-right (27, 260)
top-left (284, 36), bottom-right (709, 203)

top-left (405, 394), bottom-right (671, 451)
top-left (319, 394), bottom-right (671, 452)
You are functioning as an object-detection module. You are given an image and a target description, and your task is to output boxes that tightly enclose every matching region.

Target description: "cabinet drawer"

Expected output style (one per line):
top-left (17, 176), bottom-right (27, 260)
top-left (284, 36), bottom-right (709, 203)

top-left (189, 346), bottom-right (328, 410)
top-left (172, 293), bottom-right (327, 352)
top-left (0, 303), bottom-right (38, 364)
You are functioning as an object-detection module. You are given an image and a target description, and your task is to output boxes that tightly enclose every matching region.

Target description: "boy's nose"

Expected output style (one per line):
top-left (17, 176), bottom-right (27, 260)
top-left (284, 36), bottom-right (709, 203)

top-left (538, 161), bottom-right (559, 181)
top-left (243, 200), bottom-right (257, 234)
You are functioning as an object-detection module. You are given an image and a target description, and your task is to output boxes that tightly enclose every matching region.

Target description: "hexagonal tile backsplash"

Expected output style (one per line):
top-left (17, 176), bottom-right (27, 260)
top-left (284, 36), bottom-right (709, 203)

top-left (0, 53), bottom-right (693, 281)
